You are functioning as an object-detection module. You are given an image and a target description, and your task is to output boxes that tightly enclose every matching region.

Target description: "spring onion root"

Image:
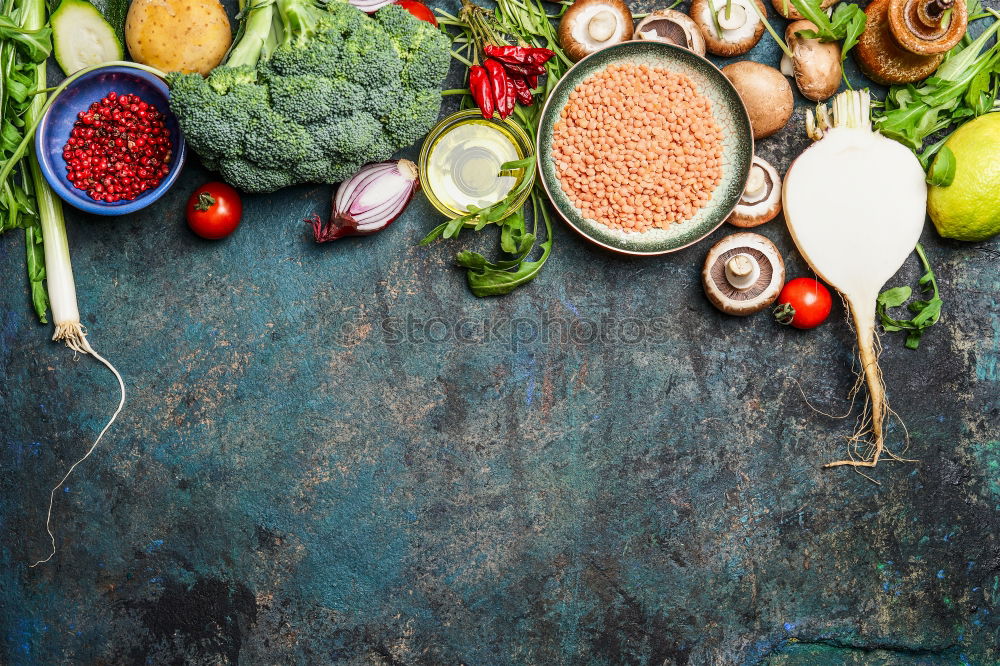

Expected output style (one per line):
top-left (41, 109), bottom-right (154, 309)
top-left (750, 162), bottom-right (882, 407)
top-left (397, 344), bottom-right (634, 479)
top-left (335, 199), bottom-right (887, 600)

top-left (29, 339), bottom-right (125, 567)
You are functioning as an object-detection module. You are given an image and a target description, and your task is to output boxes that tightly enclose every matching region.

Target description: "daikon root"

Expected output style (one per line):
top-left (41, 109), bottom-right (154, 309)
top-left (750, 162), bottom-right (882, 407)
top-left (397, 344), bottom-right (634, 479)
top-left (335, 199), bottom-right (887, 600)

top-left (783, 90), bottom-right (926, 470)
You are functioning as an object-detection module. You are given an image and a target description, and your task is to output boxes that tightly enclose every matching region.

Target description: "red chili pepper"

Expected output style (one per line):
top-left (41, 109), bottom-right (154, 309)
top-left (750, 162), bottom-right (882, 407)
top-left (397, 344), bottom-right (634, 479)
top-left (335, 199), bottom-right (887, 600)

top-left (484, 45), bottom-right (555, 67)
top-left (504, 77), bottom-right (517, 116)
top-left (525, 49), bottom-right (555, 66)
top-left (484, 59), bottom-right (513, 119)
top-left (496, 60), bottom-right (547, 78)
top-left (510, 75), bottom-right (533, 106)
top-left (469, 65), bottom-right (494, 119)
top-left (526, 73), bottom-right (539, 89)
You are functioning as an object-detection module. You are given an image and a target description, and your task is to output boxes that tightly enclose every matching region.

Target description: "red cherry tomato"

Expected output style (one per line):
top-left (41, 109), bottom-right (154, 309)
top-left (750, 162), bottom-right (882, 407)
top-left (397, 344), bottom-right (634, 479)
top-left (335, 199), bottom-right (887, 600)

top-left (395, 0), bottom-right (437, 26)
top-left (774, 277), bottom-right (833, 329)
top-left (186, 182), bottom-right (242, 240)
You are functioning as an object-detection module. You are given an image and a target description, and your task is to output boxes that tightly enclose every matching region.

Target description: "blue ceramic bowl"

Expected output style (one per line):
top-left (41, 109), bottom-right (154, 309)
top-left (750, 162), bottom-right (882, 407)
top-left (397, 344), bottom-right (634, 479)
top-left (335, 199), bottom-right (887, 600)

top-left (34, 65), bottom-right (186, 216)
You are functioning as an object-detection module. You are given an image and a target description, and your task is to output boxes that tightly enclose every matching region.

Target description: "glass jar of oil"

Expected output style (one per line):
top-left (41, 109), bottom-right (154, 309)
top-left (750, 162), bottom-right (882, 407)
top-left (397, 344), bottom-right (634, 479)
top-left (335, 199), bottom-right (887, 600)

top-left (418, 110), bottom-right (534, 219)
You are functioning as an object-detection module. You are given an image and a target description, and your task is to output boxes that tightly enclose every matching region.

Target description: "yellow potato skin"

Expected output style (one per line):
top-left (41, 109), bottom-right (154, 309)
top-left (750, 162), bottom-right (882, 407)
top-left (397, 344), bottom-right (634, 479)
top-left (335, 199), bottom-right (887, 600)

top-left (126, 0), bottom-right (232, 75)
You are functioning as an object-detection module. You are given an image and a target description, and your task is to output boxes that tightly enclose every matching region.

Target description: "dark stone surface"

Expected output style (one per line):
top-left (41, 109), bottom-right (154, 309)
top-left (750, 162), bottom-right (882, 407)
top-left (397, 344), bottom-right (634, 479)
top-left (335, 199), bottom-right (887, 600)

top-left (2, 1), bottom-right (999, 664)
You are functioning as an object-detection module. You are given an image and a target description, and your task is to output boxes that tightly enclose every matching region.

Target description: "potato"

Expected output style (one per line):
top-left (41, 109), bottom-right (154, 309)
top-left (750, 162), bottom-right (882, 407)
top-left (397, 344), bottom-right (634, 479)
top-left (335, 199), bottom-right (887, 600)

top-left (126, 0), bottom-right (232, 75)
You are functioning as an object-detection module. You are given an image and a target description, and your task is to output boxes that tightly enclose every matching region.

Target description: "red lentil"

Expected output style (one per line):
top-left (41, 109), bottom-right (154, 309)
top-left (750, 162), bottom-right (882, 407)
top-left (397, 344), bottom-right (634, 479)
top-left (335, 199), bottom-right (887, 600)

top-left (552, 63), bottom-right (724, 233)
top-left (62, 91), bottom-right (173, 203)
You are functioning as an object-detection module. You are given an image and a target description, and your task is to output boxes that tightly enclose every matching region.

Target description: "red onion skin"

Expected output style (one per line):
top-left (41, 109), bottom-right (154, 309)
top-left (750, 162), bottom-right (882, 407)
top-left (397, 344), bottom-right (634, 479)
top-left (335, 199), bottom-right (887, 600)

top-left (310, 161), bottom-right (420, 242)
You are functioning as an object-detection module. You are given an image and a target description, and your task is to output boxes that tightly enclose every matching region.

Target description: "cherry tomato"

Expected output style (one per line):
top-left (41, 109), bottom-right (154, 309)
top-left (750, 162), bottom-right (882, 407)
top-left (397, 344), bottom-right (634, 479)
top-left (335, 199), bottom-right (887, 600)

top-left (186, 182), bottom-right (242, 240)
top-left (774, 277), bottom-right (833, 329)
top-left (395, 0), bottom-right (437, 26)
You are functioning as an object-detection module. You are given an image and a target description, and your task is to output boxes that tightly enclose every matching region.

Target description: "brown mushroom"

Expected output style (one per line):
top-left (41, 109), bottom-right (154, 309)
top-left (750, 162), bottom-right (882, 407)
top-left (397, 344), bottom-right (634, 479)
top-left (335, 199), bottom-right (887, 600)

top-left (782, 20), bottom-right (842, 101)
top-left (559, 0), bottom-right (634, 62)
top-left (887, 0), bottom-right (967, 56)
top-left (855, 0), bottom-right (955, 85)
top-left (770, 0), bottom-right (835, 20)
top-left (728, 156), bottom-right (781, 227)
top-left (634, 9), bottom-right (706, 56)
top-left (722, 61), bottom-right (793, 139)
top-left (689, 0), bottom-right (767, 57)
top-left (702, 232), bottom-right (785, 315)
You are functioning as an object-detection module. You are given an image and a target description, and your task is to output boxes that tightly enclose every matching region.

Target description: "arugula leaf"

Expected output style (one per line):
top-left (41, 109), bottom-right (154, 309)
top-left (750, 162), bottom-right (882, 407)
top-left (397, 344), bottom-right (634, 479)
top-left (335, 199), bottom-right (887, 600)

top-left (789, 0), bottom-right (866, 63)
top-left (926, 145), bottom-right (956, 186)
top-left (877, 286), bottom-right (912, 308)
top-left (464, 191), bottom-right (553, 297)
top-left (876, 244), bottom-right (942, 349)
top-left (420, 158), bottom-right (553, 297)
top-left (836, 4), bottom-right (867, 62)
top-left (0, 18), bottom-right (52, 64)
top-left (876, 15), bottom-right (1000, 153)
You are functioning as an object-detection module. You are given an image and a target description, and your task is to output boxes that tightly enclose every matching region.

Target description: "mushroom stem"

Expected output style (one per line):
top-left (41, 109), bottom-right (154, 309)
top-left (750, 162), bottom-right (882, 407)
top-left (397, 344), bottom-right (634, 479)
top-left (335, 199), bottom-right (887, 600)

top-left (725, 254), bottom-right (761, 289)
top-left (717, 3), bottom-right (748, 29)
top-left (588, 10), bottom-right (618, 40)
top-left (744, 164), bottom-right (767, 199)
top-left (780, 53), bottom-right (794, 76)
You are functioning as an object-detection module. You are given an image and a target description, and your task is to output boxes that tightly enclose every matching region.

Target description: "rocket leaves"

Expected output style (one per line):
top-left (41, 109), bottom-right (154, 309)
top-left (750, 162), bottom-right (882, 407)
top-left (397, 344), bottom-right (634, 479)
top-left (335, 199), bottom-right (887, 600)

top-left (877, 244), bottom-right (943, 349)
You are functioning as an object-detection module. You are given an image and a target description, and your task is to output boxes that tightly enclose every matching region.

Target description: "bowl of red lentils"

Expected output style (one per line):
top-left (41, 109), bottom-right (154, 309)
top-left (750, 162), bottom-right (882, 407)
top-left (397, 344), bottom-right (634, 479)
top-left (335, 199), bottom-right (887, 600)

top-left (538, 40), bottom-right (753, 255)
top-left (34, 64), bottom-right (186, 216)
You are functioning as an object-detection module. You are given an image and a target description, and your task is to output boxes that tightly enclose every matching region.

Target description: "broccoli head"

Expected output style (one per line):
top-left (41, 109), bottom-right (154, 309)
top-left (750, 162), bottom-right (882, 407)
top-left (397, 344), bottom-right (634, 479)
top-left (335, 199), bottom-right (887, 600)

top-left (167, 0), bottom-right (450, 193)
top-left (266, 74), bottom-right (337, 125)
top-left (312, 112), bottom-right (380, 158)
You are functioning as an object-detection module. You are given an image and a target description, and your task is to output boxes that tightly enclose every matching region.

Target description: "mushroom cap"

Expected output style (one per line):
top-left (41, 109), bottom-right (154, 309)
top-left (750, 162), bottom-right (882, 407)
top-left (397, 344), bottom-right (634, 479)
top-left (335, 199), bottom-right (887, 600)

top-left (855, 0), bottom-right (943, 85)
top-left (786, 20), bottom-right (843, 101)
top-left (770, 0), bottom-right (835, 20)
top-left (722, 61), bottom-right (793, 139)
top-left (634, 9), bottom-right (706, 56)
top-left (559, 0), bottom-right (635, 62)
top-left (702, 232), bottom-right (786, 315)
top-left (728, 156), bottom-right (782, 227)
top-left (689, 0), bottom-right (767, 57)
top-left (887, 0), bottom-right (967, 55)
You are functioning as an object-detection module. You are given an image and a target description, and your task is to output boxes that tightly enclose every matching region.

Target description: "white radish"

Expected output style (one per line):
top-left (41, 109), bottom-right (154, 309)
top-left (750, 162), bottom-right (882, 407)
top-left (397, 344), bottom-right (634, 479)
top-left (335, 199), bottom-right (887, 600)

top-left (782, 90), bottom-right (926, 469)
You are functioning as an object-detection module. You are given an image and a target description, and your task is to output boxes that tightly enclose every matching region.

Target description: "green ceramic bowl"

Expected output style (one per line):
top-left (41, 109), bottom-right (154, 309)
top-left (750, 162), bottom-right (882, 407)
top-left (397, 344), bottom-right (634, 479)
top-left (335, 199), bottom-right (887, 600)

top-left (537, 41), bottom-right (754, 256)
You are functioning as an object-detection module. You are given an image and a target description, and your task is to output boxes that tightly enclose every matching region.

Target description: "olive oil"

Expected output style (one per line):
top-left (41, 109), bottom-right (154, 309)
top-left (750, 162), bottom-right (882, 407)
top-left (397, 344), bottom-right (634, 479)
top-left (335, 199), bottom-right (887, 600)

top-left (426, 119), bottom-right (524, 215)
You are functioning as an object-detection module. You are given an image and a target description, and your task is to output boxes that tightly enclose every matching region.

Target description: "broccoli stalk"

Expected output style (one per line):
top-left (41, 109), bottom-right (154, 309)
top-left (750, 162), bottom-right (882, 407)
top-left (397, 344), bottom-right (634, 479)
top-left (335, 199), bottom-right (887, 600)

top-left (227, 0), bottom-right (323, 69)
top-left (226, 0), bottom-right (276, 69)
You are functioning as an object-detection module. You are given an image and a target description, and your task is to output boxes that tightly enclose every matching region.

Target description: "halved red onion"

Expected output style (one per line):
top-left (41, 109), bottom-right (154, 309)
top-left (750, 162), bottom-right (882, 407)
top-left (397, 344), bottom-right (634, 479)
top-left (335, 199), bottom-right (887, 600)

top-left (347, 0), bottom-right (396, 12)
top-left (311, 160), bottom-right (420, 242)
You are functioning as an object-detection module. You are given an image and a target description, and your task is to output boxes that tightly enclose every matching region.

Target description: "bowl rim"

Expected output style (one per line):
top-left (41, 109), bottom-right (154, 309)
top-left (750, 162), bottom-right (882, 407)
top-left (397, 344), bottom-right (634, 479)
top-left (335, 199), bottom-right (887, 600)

top-left (417, 108), bottom-right (533, 221)
top-left (535, 40), bottom-right (754, 257)
top-left (34, 63), bottom-right (187, 216)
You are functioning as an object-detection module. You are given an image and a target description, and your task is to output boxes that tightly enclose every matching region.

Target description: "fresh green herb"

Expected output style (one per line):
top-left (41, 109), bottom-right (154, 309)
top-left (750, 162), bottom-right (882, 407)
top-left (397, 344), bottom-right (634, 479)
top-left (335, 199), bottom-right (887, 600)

top-left (875, 12), bottom-right (1000, 159)
top-left (0, 0), bottom-right (55, 321)
top-left (458, 193), bottom-right (554, 296)
top-left (877, 244), bottom-right (943, 349)
top-left (926, 145), bottom-right (956, 186)
top-left (790, 0), bottom-right (867, 64)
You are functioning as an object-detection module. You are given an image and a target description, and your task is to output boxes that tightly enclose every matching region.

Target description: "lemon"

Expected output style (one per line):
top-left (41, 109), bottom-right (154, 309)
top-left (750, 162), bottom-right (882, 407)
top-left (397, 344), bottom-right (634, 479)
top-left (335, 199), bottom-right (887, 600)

top-left (928, 112), bottom-right (1000, 242)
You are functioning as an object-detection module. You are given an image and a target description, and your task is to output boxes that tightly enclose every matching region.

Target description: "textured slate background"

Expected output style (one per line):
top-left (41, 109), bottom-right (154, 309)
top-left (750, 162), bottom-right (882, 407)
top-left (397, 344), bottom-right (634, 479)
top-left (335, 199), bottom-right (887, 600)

top-left (2, 0), bottom-right (1000, 663)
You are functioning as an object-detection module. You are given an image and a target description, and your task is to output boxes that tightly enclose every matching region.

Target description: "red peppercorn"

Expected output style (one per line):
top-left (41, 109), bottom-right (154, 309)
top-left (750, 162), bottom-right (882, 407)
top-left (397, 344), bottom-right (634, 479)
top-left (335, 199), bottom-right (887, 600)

top-left (62, 91), bottom-right (172, 203)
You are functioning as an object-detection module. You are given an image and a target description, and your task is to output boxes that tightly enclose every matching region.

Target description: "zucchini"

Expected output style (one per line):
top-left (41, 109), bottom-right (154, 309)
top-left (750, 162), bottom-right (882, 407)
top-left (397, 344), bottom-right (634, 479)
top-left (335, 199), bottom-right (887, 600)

top-left (51, 0), bottom-right (124, 75)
